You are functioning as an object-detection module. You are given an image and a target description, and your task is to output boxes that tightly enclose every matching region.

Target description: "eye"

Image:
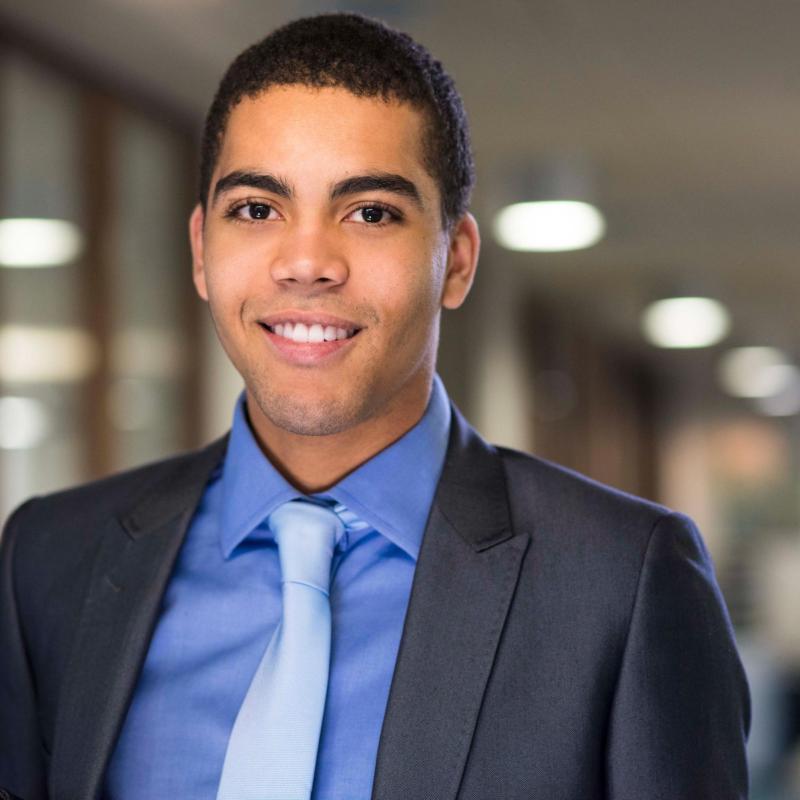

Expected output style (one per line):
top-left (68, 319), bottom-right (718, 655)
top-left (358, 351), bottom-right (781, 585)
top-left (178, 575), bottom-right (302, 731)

top-left (345, 203), bottom-right (401, 226)
top-left (360, 207), bottom-right (386, 224)
top-left (225, 200), bottom-right (280, 223)
top-left (244, 203), bottom-right (274, 220)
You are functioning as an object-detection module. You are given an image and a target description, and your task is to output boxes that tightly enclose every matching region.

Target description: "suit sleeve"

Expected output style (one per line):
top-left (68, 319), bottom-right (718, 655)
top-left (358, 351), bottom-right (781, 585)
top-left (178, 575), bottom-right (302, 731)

top-left (0, 500), bottom-right (48, 800)
top-left (606, 512), bottom-right (750, 799)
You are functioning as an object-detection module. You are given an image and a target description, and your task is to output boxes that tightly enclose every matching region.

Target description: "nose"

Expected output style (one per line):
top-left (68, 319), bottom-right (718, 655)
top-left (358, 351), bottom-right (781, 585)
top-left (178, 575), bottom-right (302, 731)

top-left (270, 222), bottom-right (348, 290)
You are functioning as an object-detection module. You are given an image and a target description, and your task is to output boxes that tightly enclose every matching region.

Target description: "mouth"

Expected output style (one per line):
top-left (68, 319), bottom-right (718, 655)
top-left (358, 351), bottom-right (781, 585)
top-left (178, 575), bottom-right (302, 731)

top-left (258, 319), bottom-right (361, 344)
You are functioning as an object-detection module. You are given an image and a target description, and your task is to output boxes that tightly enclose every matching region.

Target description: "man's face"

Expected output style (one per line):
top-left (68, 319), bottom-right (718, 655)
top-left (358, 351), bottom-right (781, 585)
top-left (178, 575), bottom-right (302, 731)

top-left (191, 85), bottom-right (477, 440)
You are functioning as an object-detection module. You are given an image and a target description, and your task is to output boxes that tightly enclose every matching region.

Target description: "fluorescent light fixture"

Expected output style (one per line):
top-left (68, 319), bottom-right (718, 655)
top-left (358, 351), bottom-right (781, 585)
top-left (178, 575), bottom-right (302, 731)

top-left (756, 376), bottom-right (800, 416)
top-left (493, 201), bottom-right (606, 252)
top-left (0, 396), bottom-right (50, 450)
top-left (642, 297), bottom-right (731, 349)
top-left (0, 325), bottom-right (98, 383)
top-left (0, 218), bottom-right (83, 267)
top-left (719, 347), bottom-right (797, 398)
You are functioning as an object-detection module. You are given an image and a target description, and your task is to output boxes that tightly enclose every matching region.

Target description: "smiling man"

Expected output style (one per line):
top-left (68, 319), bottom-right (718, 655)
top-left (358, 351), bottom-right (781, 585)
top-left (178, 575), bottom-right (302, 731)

top-left (0, 13), bottom-right (748, 800)
top-left (191, 82), bottom-right (474, 493)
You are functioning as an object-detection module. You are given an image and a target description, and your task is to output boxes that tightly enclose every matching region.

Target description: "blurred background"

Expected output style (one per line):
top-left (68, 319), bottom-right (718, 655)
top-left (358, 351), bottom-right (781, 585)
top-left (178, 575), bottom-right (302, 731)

top-left (0, 0), bottom-right (798, 794)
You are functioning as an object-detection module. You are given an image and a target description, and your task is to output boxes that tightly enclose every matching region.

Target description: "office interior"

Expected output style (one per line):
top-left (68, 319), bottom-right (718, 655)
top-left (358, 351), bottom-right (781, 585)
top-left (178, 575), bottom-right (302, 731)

top-left (0, 1), bottom-right (798, 796)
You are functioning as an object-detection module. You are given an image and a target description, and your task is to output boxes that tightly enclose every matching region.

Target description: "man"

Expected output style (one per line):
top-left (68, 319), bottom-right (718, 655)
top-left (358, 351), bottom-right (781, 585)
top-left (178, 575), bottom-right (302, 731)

top-left (0, 13), bottom-right (748, 800)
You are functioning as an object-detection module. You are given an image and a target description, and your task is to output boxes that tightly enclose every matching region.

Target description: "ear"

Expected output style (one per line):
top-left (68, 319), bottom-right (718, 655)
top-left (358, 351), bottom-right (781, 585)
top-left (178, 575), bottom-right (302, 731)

top-left (189, 204), bottom-right (208, 301)
top-left (441, 211), bottom-right (480, 310)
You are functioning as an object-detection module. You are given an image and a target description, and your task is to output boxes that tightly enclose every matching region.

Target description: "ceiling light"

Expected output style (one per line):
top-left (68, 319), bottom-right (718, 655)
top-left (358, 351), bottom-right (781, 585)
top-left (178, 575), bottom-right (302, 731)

top-left (641, 297), bottom-right (731, 349)
top-left (0, 396), bottom-right (50, 450)
top-left (756, 375), bottom-right (800, 417)
top-left (0, 325), bottom-right (98, 383)
top-left (718, 347), bottom-right (797, 398)
top-left (0, 218), bottom-right (83, 267)
top-left (493, 201), bottom-right (606, 252)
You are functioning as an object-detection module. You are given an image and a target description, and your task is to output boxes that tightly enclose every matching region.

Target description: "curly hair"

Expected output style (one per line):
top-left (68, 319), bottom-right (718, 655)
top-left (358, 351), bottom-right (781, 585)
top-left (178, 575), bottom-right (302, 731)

top-left (199, 13), bottom-right (474, 228)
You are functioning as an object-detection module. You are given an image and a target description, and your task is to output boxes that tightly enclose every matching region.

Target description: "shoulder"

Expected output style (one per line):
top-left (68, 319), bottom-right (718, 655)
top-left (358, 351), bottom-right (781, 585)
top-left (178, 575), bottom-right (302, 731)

top-left (445, 405), bottom-right (687, 560)
top-left (494, 444), bottom-right (696, 566)
top-left (1, 436), bottom-right (228, 567)
top-left (490, 447), bottom-right (719, 659)
top-left (498, 445), bottom-right (669, 524)
top-left (6, 437), bottom-right (227, 528)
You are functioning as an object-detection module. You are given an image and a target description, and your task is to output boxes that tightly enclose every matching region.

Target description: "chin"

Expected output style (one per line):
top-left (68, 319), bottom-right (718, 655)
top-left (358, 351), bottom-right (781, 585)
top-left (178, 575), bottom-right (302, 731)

top-left (251, 382), bottom-right (370, 438)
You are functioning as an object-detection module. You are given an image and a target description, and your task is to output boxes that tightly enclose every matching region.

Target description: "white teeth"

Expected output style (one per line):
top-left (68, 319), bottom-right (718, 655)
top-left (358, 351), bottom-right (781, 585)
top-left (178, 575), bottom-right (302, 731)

top-left (268, 321), bottom-right (357, 342)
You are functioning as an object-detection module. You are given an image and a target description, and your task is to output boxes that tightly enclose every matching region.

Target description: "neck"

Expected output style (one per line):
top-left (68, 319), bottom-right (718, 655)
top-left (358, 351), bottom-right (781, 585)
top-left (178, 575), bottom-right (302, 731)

top-left (245, 375), bottom-right (434, 494)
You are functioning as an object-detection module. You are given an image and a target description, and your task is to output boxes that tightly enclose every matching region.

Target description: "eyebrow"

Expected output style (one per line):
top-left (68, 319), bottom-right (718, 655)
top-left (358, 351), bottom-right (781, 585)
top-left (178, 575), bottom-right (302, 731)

top-left (330, 173), bottom-right (423, 209)
top-left (212, 171), bottom-right (293, 204)
top-left (212, 169), bottom-right (423, 210)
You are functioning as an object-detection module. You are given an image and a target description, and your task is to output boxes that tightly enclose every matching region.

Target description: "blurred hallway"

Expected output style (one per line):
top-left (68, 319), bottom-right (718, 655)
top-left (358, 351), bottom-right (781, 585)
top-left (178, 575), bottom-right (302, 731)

top-left (1, 2), bottom-right (799, 794)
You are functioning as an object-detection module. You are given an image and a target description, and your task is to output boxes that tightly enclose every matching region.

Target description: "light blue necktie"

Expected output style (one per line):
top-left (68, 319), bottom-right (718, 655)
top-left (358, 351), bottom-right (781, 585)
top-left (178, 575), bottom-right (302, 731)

top-left (217, 499), bottom-right (344, 800)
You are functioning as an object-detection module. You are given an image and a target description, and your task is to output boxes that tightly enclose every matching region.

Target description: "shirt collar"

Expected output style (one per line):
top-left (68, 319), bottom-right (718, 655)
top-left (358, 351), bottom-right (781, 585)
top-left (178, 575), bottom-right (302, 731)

top-left (218, 375), bottom-right (451, 561)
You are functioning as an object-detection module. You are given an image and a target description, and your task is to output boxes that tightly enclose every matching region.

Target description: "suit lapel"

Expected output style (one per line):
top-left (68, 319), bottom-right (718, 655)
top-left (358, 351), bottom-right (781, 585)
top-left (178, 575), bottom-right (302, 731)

top-left (372, 408), bottom-right (530, 800)
top-left (50, 437), bottom-right (228, 800)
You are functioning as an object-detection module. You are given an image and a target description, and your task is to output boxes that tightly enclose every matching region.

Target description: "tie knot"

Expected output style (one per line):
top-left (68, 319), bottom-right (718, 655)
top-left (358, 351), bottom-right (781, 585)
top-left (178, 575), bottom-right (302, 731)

top-left (268, 500), bottom-right (342, 594)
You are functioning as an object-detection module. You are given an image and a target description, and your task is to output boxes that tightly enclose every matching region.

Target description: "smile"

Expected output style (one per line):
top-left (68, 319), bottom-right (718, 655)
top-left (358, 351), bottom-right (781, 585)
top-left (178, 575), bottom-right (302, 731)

top-left (261, 321), bottom-right (360, 344)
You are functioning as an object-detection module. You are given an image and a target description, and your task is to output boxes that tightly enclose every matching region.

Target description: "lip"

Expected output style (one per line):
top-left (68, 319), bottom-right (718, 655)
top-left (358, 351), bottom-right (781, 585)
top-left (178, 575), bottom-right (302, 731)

top-left (258, 321), bottom-right (361, 366)
top-left (259, 310), bottom-right (362, 331)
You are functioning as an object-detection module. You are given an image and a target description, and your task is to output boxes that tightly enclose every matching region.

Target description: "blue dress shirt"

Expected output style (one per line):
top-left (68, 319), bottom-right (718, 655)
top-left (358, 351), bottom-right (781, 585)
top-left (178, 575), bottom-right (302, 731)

top-left (105, 376), bottom-right (451, 800)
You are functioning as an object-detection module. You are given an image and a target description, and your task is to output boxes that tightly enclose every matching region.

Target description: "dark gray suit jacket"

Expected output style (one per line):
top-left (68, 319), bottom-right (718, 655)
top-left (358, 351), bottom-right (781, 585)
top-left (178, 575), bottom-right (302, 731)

top-left (0, 407), bottom-right (749, 799)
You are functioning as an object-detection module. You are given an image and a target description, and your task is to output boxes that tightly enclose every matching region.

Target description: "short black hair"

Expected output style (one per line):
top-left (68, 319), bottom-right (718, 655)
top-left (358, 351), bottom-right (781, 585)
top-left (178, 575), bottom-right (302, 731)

top-left (199, 13), bottom-right (474, 228)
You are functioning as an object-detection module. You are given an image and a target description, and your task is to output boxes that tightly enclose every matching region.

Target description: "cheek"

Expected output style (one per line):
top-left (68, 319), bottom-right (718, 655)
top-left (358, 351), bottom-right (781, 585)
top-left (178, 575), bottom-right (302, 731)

top-left (371, 269), bottom-right (440, 342)
top-left (391, 249), bottom-right (445, 318)
top-left (203, 239), bottom-right (265, 311)
top-left (370, 234), bottom-right (443, 301)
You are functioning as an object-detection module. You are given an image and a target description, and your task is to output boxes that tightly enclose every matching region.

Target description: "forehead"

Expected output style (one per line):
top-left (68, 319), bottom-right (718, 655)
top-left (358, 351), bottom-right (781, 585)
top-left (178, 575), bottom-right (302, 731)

top-left (216, 86), bottom-right (433, 189)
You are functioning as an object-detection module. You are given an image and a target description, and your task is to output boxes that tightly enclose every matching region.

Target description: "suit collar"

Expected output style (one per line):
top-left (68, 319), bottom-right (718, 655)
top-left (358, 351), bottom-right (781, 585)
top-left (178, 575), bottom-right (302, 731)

top-left (372, 406), bottom-right (529, 800)
top-left (435, 404), bottom-right (514, 550)
top-left (50, 437), bottom-right (228, 800)
top-left (119, 435), bottom-right (229, 538)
